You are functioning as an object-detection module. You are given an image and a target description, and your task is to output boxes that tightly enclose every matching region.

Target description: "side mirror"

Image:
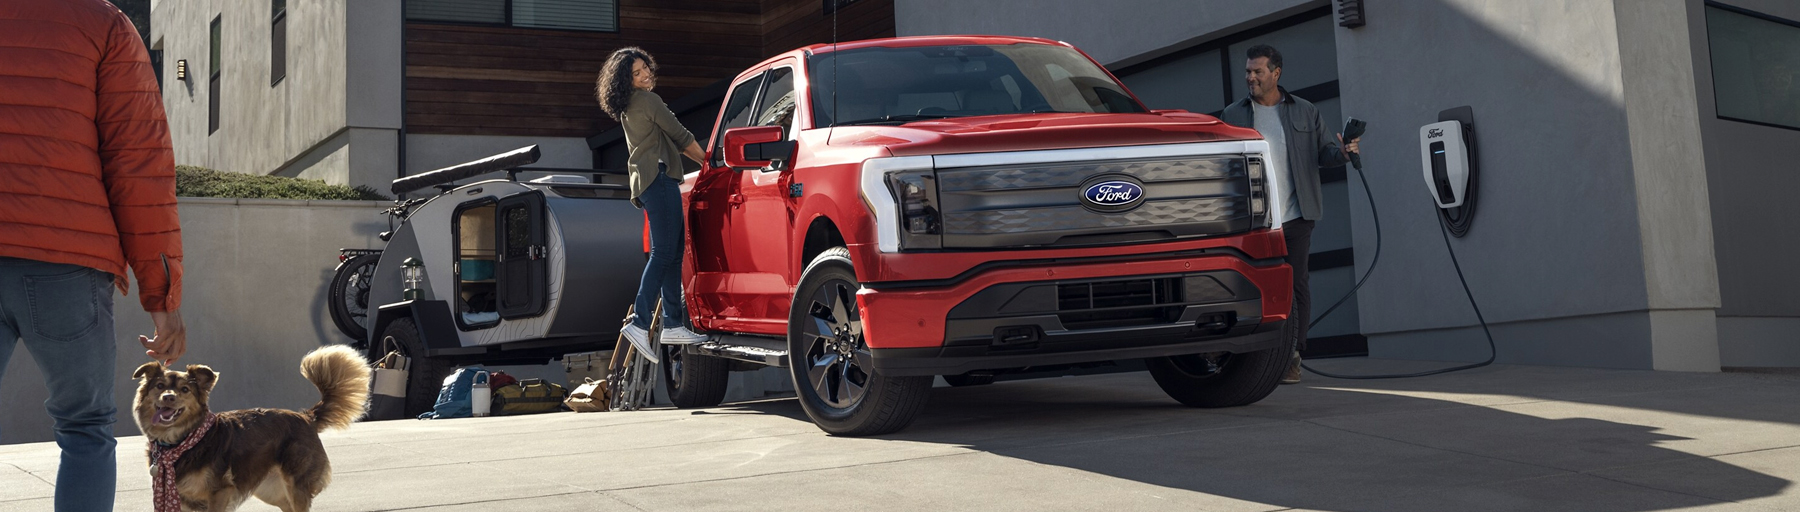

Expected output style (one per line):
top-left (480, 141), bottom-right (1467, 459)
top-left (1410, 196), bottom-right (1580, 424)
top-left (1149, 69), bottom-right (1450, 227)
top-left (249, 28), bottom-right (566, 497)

top-left (722, 126), bottom-right (796, 170)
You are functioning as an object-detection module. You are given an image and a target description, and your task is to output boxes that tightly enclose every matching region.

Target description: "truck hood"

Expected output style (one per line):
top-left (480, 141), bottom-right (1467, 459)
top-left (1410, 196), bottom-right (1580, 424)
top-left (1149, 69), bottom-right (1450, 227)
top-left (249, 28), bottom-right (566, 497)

top-left (825, 111), bottom-right (1264, 157)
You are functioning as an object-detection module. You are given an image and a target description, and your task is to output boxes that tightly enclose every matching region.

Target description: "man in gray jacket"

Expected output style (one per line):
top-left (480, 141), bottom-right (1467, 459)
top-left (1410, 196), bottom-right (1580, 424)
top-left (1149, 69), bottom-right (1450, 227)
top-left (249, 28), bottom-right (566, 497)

top-left (1217, 45), bottom-right (1359, 384)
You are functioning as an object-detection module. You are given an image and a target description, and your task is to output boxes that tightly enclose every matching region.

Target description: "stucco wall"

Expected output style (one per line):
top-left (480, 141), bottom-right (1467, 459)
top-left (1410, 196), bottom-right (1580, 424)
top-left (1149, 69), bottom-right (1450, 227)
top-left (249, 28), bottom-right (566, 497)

top-left (1, 199), bottom-right (385, 444)
top-left (153, 0), bottom-right (400, 192)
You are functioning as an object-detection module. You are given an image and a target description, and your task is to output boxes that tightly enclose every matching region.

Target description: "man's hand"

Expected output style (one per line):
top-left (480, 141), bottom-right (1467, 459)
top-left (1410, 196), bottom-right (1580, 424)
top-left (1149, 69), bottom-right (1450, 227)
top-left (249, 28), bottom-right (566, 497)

top-left (1338, 133), bottom-right (1361, 155)
top-left (142, 309), bottom-right (187, 364)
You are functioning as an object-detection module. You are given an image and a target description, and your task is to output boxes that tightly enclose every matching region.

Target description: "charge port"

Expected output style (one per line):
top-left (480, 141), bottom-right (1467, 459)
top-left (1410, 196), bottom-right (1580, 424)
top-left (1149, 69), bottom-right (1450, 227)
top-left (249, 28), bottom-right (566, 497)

top-left (992, 326), bottom-right (1042, 350)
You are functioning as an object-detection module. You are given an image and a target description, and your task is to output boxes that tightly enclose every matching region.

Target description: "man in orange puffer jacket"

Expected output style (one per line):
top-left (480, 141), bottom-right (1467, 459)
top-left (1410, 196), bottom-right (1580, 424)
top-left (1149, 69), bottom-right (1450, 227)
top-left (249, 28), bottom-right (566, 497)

top-left (0, 0), bottom-right (188, 509)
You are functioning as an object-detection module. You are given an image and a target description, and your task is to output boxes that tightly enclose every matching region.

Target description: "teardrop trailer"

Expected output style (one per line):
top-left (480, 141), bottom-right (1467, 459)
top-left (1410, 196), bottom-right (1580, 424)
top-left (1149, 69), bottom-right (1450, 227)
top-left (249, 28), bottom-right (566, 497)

top-left (329, 35), bottom-right (1299, 435)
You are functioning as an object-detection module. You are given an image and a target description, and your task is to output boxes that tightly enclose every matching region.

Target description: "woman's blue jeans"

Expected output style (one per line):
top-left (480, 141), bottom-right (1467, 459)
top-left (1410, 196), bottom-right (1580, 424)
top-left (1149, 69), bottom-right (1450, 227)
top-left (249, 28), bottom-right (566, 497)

top-left (0, 258), bottom-right (118, 511)
top-left (632, 171), bottom-right (689, 330)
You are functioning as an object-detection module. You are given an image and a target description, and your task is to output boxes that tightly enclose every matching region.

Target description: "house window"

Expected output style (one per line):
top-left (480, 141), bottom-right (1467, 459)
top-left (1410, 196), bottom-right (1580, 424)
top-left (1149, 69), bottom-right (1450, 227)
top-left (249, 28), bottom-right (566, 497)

top-left (209, 15), bottom-right (221, 135)
top-left (271, 0), bottom-right (286, 85)
top-left (1706, 2), bottom-right (1800, 131)
top-left (404, 0), bottom-right (617, 32)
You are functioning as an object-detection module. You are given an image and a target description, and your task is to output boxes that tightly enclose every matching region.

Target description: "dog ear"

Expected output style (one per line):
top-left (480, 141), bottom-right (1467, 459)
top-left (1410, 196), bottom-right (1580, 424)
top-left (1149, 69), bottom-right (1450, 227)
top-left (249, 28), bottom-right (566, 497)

top-left (185, 365), bottom-right (219, 391)
top-left (133, 362), bottom-right (163, 381)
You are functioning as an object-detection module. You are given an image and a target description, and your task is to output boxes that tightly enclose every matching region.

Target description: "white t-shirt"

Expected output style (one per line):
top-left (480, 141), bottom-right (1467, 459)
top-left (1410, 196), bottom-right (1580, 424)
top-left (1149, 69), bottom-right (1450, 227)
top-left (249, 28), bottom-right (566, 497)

top-left (1253, 102), bottom-right (1302, 223)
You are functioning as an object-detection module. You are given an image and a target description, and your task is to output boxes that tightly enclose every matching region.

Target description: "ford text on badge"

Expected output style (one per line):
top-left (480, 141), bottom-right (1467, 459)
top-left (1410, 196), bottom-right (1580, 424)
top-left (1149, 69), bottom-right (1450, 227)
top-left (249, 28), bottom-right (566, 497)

top-left (1081, 179), bottom-right (1146, 212)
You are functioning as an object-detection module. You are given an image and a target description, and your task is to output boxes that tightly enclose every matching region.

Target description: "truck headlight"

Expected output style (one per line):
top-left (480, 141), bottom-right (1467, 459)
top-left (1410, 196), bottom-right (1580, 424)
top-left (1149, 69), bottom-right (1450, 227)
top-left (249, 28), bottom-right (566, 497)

top-left (860, 156), bottom-right (939, 252)
top-left (1247, 156), bottom-right (1268, 228)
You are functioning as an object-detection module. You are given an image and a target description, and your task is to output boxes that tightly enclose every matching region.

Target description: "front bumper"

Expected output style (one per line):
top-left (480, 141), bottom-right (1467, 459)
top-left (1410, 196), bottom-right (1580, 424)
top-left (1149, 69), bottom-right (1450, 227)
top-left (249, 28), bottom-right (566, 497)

top-left (856, 250), bottom-right (1291, 375)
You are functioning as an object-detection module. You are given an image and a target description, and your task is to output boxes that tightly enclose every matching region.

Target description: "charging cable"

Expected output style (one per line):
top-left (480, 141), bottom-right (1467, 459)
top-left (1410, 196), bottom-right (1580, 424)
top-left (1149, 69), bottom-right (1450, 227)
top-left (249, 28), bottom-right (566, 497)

top-left (1297, 119), bottom-right (1497, 379)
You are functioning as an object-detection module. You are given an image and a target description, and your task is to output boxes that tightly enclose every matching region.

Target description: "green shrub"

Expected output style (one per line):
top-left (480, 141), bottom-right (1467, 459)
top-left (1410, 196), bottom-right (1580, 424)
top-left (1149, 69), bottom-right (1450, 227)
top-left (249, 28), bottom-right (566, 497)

top-left (176, 166), bottom-right (388, 201)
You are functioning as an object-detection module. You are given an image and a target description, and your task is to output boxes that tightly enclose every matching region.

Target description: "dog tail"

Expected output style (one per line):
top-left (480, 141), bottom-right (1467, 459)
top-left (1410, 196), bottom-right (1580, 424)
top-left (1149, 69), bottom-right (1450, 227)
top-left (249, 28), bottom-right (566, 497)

top-left (300, 345), bottom-right (372, 432)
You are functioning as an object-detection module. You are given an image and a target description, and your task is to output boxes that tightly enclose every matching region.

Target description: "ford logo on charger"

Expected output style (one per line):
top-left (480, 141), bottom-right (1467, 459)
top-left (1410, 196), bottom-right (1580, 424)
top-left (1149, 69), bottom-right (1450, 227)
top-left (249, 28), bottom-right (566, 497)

top-left (1080, 177), bottom-right (1146, 213)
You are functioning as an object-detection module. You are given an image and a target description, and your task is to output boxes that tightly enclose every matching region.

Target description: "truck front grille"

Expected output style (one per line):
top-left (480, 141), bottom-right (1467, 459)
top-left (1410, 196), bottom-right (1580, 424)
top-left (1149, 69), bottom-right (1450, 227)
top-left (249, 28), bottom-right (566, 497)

top-left (933, 155), bottom-right (1253, 249)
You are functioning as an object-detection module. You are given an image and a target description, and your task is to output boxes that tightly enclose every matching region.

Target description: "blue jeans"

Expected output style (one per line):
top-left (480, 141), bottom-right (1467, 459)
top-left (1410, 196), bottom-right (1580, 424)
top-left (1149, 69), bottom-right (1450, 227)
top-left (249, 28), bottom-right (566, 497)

top-left (0, 258), bottom-right (118, 511)
top-left (632, 170), bottom-right (689, 329)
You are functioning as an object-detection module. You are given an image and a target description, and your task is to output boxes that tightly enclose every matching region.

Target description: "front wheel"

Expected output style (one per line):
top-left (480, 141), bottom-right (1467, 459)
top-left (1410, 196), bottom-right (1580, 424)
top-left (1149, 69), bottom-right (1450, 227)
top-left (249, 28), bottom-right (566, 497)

top-left (1146, 320), bottom-right (1296, 407)
top-left (788, 247), bottom-right (930, 436)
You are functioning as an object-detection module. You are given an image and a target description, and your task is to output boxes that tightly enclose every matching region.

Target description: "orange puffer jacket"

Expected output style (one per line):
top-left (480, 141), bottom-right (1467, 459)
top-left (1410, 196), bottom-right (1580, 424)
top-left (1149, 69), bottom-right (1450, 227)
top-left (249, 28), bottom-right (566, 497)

top-left (0, 0), bottom-right (182, 312)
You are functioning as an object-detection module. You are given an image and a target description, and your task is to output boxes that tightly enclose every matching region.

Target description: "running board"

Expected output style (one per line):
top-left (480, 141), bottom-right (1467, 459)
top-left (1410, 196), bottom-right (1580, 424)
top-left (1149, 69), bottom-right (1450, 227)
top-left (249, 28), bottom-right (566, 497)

top-left (686, 334), bottom-right (789, 367)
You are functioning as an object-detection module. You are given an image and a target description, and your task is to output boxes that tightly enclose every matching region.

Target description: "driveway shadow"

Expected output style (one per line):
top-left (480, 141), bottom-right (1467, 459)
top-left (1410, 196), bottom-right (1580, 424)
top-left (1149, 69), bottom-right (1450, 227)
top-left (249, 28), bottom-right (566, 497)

top-left (720, 371), bottom-right (1790, 511)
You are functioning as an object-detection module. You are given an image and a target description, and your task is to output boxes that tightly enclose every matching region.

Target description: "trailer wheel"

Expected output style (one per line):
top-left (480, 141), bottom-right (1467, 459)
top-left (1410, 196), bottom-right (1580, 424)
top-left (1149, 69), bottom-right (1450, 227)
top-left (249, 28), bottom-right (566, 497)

top-left (788, 247), bottom-right (930, 436)
top-left (328, 253), bottom-right (380, 342)
top-left (1146, 317), bottom-right (1296, 408)
top-left (662, 343), bottom-right (730, 408)
top-left (381, 317), bottom-right (450, 417)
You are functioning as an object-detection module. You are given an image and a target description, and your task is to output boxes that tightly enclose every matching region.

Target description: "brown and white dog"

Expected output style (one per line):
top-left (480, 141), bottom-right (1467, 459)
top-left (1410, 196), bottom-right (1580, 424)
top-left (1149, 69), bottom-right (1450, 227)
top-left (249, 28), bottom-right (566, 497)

top-left (132, 345), bottom-right (371, 512)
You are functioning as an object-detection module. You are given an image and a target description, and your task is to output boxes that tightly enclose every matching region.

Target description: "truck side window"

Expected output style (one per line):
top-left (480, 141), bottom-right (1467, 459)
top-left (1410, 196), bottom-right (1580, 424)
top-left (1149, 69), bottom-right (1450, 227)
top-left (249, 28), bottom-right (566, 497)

top-left (711, 73), bottom-right (766, 166)
top-left (753, 67), bottom-right (797, 139)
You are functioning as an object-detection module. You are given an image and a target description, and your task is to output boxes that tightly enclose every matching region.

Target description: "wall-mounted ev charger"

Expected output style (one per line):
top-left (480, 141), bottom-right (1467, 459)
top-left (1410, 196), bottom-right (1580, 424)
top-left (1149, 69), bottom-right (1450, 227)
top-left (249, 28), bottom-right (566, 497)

top-left (1298, 106), bottom-right (1498, 380)
top-left (1420, 120), bottom-right (1469, 208)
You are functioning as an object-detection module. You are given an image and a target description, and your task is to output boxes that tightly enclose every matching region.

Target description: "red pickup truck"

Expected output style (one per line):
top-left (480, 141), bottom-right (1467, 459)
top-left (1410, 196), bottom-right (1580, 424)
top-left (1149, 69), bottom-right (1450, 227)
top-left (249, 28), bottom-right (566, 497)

top-left (662, 35), bottom-right (1294, 436)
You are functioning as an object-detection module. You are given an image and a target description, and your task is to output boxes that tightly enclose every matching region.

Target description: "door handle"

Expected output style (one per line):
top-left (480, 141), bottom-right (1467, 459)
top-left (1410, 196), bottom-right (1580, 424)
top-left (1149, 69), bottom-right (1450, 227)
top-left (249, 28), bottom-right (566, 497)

top-left (728, 193), bottom-right (744, 207)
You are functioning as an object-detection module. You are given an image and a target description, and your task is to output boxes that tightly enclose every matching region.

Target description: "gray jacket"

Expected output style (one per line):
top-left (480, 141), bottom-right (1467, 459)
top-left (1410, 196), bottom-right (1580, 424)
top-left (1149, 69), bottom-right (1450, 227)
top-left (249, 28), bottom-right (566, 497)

top-left (1217, 88), bottom-right (1348, 222)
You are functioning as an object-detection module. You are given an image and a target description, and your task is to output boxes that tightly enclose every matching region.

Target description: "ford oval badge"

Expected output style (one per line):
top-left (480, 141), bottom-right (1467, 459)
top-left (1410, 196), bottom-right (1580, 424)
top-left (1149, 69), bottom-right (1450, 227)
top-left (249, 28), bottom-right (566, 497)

top-left (1080, 178), bottom-right (1146, 212)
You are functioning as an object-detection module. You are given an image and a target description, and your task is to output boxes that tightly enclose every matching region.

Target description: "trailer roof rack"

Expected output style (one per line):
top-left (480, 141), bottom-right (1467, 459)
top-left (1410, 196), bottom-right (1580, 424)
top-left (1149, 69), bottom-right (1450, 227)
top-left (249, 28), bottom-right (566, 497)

top-left (391, 145), bottom-right (542, 196)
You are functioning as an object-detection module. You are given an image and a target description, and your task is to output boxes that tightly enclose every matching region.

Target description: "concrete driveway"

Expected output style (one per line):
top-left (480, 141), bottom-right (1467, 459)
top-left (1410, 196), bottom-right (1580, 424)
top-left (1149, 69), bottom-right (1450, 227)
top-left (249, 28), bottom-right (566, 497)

top-left (2, 359), bottom-right (1798, 511)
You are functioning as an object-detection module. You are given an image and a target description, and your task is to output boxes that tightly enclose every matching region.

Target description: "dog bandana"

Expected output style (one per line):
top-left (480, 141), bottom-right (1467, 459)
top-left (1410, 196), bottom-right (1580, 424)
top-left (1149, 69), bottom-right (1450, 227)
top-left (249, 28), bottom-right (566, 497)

top-left (150, 413), bottom-right (216, 512)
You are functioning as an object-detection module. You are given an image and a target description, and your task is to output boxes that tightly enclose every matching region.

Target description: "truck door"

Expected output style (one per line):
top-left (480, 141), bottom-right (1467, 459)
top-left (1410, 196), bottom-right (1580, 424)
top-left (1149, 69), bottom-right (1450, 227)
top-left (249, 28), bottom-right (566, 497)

top-left (495, 190), bottom-right (548, 319)
top-left (726, 64), bottom-right (799, 329)
top-left (688, 69), bottom-right (767, 329)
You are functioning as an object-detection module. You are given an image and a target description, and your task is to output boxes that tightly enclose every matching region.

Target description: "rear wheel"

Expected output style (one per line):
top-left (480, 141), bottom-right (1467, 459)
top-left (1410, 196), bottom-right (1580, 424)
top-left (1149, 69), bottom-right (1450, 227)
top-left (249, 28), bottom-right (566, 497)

top-left (380, 317), bottom-right (451, 417)
top-left (1147, 319), bottom-right (1295, 407)
top-left (662, 343), bottom-right (730, 408)
top-left (788, 248), bottom-right (930, 436)
top-left (328, 254), bottom-right (380, 342)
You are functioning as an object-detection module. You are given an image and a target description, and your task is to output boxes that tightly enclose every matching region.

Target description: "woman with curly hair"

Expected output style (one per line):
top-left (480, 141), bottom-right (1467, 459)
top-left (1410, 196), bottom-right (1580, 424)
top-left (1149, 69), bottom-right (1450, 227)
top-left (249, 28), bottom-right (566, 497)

top-left (596, 47), bottom-right (709, 361)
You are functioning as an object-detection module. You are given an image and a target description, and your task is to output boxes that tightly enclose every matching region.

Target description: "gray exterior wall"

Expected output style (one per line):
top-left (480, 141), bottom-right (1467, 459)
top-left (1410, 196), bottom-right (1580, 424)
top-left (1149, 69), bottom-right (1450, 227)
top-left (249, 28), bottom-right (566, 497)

top-left (152, 0), bottom-right (402, 192)
top-left (1685, 0), bottom-right (1800, 367)
top-left (895, 0), bottom-right (1321, 69)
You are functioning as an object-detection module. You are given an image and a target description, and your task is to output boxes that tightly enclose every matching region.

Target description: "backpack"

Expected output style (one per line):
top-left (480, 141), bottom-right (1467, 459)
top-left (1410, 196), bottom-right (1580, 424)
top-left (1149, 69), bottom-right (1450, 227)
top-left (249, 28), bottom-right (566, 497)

top-left (418, 366), bottom-right (486, 419)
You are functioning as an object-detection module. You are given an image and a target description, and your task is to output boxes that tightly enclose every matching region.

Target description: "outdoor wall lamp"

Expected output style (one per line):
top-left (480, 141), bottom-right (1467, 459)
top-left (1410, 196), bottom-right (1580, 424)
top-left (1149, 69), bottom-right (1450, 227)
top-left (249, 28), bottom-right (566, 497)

top-left (1337, 0), bottom-right (1366, 28)
top-left (176, 59), bottom-right (187, 81)
top-left (401, 257), bottom-right (424, 301)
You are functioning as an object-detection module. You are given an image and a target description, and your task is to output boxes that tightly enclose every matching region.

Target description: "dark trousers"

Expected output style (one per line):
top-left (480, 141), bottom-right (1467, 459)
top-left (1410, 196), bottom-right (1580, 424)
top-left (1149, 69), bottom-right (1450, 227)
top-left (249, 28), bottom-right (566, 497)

top-left (1282, 219), bottom-right (1314, 352)
top-left (631, 171), bottom-right (688, 329)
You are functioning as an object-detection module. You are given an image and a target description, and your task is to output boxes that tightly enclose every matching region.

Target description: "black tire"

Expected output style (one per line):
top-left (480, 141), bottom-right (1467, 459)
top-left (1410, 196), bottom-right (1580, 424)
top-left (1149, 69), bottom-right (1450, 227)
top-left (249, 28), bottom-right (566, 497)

top-left (942, 374), bottom-right (996, 387)
top-left (380, 317), bottom-right (451, 417)
top-left (328, 254), bottom-right (380, 342)
top-left (788, 247), bottom-right (931, 436)
top-left (662, 343), bottom-right (730, 408)
top-left (1146, 318), bottom-right (1296, 408)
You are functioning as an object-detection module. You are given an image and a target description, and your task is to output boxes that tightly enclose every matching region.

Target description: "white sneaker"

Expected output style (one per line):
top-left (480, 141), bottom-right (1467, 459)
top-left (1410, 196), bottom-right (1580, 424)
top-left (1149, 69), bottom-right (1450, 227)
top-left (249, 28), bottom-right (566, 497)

top-left (620, 322), bottom-right (660, 364)
top-left (660, 325), bottom-right (711, 345)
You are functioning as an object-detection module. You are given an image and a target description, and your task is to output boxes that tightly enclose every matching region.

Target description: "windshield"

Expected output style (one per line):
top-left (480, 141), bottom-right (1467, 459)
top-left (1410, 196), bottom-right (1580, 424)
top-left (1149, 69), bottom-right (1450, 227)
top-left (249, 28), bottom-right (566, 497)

top-left (808, 43), bottom-right (1146, 127)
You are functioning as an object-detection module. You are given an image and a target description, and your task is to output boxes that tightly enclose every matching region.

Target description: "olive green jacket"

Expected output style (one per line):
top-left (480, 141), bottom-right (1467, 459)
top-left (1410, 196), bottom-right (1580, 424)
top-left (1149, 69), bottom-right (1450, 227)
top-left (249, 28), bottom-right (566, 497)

top-left (623, 89), bottom-right (697, 207)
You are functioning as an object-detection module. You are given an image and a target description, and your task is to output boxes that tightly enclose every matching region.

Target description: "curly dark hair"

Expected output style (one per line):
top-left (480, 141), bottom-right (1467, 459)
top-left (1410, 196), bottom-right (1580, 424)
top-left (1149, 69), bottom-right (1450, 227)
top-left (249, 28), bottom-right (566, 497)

top-left (596, 47), bottom-right (657, 121)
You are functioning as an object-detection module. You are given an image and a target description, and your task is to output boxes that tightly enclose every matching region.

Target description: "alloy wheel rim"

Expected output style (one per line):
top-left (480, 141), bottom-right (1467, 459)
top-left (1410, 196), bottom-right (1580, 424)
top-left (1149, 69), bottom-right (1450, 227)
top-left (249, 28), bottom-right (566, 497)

top-left (802, 278), bottom-right (871, 410)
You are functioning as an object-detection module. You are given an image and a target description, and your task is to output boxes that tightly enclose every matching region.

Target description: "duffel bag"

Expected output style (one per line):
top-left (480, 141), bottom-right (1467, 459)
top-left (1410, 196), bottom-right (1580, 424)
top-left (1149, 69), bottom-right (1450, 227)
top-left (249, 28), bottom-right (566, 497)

top-left (492, 378), bottom-right (567, 416)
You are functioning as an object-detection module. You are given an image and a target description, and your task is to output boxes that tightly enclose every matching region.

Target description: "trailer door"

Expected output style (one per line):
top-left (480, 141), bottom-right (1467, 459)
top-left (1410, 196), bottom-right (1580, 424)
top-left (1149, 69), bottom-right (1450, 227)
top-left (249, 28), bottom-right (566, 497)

top-left (496, 190), bottom-right (549, 319)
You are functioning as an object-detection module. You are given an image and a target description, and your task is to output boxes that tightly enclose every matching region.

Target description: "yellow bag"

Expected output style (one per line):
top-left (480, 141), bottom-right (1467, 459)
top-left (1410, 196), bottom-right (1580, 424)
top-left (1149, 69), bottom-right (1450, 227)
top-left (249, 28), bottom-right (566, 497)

top-left (491, 378), bottom-right (567, 416)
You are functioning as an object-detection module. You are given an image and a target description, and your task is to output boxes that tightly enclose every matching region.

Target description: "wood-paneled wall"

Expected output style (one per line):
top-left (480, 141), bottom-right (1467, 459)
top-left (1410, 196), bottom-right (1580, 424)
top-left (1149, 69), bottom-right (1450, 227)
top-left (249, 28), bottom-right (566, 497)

top-left (406, 0), bottom-right (895, 139)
